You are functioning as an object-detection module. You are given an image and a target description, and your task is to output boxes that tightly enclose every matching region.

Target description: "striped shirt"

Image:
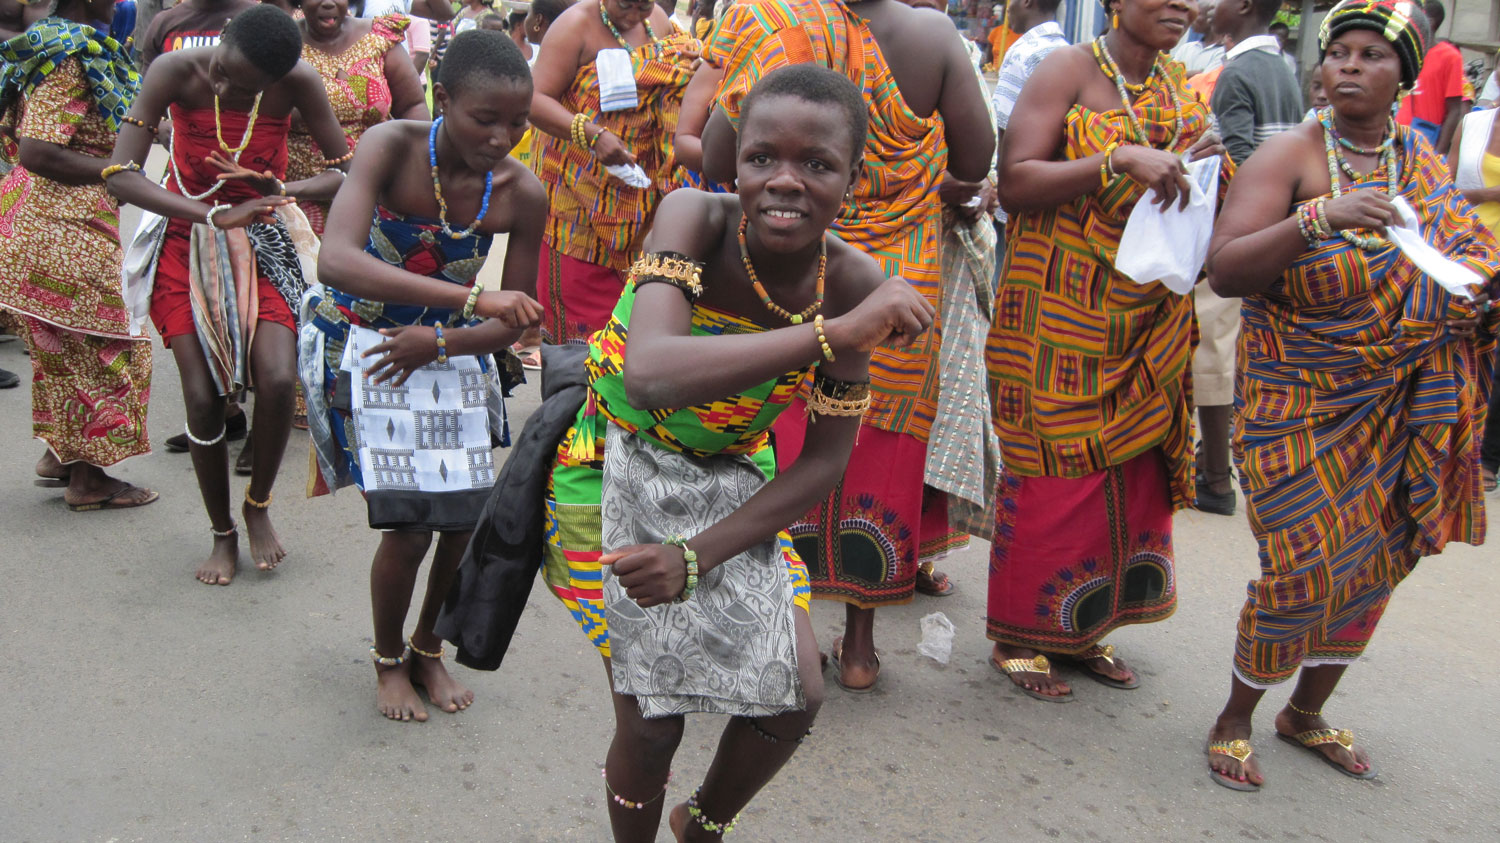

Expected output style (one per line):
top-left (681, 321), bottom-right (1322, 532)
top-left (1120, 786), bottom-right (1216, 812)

top-left (1210, 36), bottom-right (1304, 165)
top-left (991, 21), bottom-right (1066, 131)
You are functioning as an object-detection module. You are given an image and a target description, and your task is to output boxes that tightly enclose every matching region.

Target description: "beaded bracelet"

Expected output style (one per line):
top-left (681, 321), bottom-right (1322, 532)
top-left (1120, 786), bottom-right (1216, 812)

top-left (433, 322), bottom-right (448, 365)
top-left (205, 203), bottom-right (231, 230)
top-left (1100, 142), bottom-right (1120, 188)
top-left (1313, 197), bottom-right (1334, 238)
top-left (322, 150), bottom-right (355, 167)
top-left (100, 161), bottom-right (143, 180)
top-left (121, 115), bottom-right (157, 134)
top-left (663, 535), bottom-right (699, 602)
top-left (813, 314), bottom-right (835, 363)
top-left (570, 112), bottom-right (588, 147)
top-left (1295, 203), bottom-right (1318, 247)
top-left (461, 283), bottom-right (483, 321)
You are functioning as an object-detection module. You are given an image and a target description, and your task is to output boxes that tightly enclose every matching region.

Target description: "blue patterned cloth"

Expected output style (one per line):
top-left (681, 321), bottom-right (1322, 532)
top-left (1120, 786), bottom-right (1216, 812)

top-left (0, 16), bottom-right (139, 132)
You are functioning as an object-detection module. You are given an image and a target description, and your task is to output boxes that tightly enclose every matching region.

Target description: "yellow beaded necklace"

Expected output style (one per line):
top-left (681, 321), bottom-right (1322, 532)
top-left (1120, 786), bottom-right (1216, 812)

top-left (214, 91), bottom-right (263, 155)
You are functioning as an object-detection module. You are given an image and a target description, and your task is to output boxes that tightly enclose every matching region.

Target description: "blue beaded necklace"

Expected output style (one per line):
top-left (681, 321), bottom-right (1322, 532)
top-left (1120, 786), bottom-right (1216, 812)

top-left (428, 117), bottom-right (493, 241)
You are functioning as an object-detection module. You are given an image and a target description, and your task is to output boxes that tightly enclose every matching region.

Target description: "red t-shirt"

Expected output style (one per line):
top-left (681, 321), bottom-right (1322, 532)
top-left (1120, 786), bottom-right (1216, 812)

top-left (141, 0), bottom-right (257, 67)
top-left (1397, 40), bottom-right (1464, 126)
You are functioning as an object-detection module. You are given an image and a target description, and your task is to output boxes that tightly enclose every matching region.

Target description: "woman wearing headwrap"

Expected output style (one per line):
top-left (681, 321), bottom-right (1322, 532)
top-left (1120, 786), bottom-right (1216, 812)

top-left (1202, 0), bottom-right (1498, 791)
top-left (0, 0), bottom-right (157, 510)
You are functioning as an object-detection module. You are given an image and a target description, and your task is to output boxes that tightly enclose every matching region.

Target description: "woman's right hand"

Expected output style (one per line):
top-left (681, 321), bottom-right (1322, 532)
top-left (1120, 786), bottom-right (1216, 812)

top-left (210, 196), bottom-right (294, 229)
top-left (1112, 144), bottom-right (1193, 210)
top-left (825, 277), bottom-right (936, 353)
top-left (474, 290), bottom-right (544, 328)
top-left (591, 128), bottom-right (637, 167)
top-left (1321, 191), bottom-right (1398, 234)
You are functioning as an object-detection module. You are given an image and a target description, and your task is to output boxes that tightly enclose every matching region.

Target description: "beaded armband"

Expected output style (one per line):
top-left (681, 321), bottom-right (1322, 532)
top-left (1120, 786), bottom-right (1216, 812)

top-left (630, 252), bottom-right (705, 302)
top-left (323, 150), bottom-right (355, 167)
top-left (121, 115), bottom-right (157, 134)
top-left (101, 161), bottom-right (143, 180)
top-left (806, 372), bottom-right (871, 418)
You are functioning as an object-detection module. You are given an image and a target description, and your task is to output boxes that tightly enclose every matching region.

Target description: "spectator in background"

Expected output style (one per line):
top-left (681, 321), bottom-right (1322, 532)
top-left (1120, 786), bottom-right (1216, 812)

top-left (357, 0), bottom-right (434, 77)
top-left (1395, 0), bottom-right (1463, 151)
top-left (991, 0), bottom-right (1066, 228)
top-left (1172, 0), bottom-right (1223, 74)
top-left (1268, 19), bottom-right (1298, 77)
top-left (140, 0), bottom-right (254, 68)
top-left (1191, 0), bottom-right (1304, 517)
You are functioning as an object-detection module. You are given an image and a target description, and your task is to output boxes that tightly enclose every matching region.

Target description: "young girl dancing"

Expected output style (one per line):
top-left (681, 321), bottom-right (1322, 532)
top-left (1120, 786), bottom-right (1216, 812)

top-left (306, 29), bottom-right (545, 722)
top-left (107, 5), bottom-right (352, 584)
top-left (539, 64), bottom-right (934, 841)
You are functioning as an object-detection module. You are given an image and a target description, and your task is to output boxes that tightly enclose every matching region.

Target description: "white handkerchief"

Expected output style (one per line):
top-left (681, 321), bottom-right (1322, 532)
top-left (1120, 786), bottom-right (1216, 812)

top-left (606, 162), bottom-right (651, 189)
top-left (1389, 197), bottom-right (1484, 300)
top-left (596, 48), bottom-right (638, 112)
top-left (1115, 155), bottom-right (1220, 296)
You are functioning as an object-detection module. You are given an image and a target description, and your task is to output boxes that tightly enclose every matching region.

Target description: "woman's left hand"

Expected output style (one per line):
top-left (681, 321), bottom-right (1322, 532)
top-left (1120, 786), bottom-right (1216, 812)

top-left (600, 543), bottom-right (690, 608)
top-left (1447, 291), bottom-right (1491, 339)
top-left (362, 325), bottom-right (440, 386)
top-left (1187, 130), bottom-right (1227, 163)
top-left (208, 151), bottom-right (283, 196)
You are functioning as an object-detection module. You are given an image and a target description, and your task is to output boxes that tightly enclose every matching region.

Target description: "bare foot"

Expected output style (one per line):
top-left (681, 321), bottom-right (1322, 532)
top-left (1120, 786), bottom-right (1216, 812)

top-left (1206, 717), bottom-right (1264, 788)
top-left (1275, 706), bottom-right (1373, 776)
top-left (35, 451), bottom-right (66, 483)
top-left (375, 660), bottom-right (428, 722)
top-left (195, 534), bottom-right (239, 586)
top-left (409, 648), bottom-right (474, 714)
top-left (242, 500), bottom-right (286, 571)
top-left (990, 643), bottom-right (1072, 698)
top-left (669, 802), bottom-right (690, 842)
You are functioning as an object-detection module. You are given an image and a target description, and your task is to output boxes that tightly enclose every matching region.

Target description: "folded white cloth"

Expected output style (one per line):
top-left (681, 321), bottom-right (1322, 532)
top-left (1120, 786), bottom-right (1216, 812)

top-left (606, 162), bottom-right (651, 189)
top-left (1389, 197), bottom-right (1484, 300)
top-left (1116, 155), bottom-right (1220, 296)
top-left (596, 48), bottom-right (638, 113)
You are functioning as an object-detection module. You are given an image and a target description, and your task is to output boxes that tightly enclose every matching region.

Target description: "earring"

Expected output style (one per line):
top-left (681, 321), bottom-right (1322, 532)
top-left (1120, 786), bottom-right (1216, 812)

top-left (1112, 11), bottom-right (1120, 29)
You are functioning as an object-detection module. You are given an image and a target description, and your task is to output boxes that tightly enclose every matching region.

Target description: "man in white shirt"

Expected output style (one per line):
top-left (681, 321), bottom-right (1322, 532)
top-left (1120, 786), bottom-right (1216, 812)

top-left (1170, 0), bottom-right (1223, 74)
top-left (991, 0), bottom-right (1066, 224)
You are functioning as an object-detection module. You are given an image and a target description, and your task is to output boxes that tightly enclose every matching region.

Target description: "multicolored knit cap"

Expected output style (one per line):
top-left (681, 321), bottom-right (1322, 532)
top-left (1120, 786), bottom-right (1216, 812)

top-left (1318, 0), bottom-right (1431, 88)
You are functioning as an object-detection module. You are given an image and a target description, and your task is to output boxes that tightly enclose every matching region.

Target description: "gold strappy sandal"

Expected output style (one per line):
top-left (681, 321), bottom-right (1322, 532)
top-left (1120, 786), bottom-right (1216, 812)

top-left (1277, 728), bottom-right (1376, 780)
top-left (1207, 738), bottom-right (1260, 792)
top-left (989, 651), bottom-right (1075, 703)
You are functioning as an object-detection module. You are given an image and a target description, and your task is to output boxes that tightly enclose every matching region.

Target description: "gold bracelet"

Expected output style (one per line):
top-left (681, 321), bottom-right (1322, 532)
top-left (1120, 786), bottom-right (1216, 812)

top-left (461, 282), bottom-right (483, 321)
top-left (805, 372), bottom-right (870, 418)
top-left (570, 113), bottom-right (588, 147)
top-left (1100, 142), bottom-right (1119, 188)
top-left (813, 314), bottom-right (835, 363)
top-left (101, 161), bottom-right (143, 180)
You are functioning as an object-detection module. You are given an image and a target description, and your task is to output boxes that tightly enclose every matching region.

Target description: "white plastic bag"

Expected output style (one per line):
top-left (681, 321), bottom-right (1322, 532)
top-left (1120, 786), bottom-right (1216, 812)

top-left (1388, 197), bottom-right (1484, 300)
top-left (917, 612), bottom-right (956, 665)
top-left (1115, 155), bottom-right (1220, 296)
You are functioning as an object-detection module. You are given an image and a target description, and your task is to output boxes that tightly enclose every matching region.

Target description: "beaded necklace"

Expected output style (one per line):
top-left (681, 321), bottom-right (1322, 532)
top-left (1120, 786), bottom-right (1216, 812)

top-left (1318, 107), bottom-right (1398, 252)
top-left (1092, 35), bottom-right (1182, 149)
top-left (168, 93), bottom-right (262, 201)
top-left (599, 0), bottom-right (657, 50)
top-left (1319, 107), bottom-right (1397, 156)
top-left (428, 117), bottom-right (494, 241)
top-left (737, 214), bottom-right (826, 325)
top-left (214, 92), bottom-right (262, 155)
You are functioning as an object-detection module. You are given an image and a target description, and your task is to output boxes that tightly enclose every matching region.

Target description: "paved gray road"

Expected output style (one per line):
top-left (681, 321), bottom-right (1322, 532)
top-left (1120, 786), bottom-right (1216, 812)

top-left (2, 203), bottom-right (1497, 841)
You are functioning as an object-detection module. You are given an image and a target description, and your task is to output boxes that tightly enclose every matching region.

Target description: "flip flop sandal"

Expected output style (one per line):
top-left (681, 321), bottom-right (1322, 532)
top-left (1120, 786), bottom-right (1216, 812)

top-left (1053, 644), bottom-right (1140, 690)
top-left (989, 652), bottom-right (1074, 703)
top-left (519, 347), bottom-right (542, 371)
top-left (34, 473), bottom-right (69, 488)
top-left (915, 570), bottom-right (957, 597)
top-left (1206, 739), bottom-right (1261, 792)
top-left (67, 484), bottom-right (159, 512)
top-left (828, 636), bottom-right (879, 694)
top-left (1276, 728), bottom-right (1376, 780)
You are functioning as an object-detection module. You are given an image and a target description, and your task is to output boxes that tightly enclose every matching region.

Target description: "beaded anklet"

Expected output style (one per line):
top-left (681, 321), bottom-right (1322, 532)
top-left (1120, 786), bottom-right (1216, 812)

top-left (746, 718), bottom-right (811, 745)
top-left (244, 489), bottom-right (272, 509)
top-left (407, 636), bottom-right (445, 660)
top-left (1287, 700), bottom-right (1321, 718)
top-left (370, 645), bottom-right (409, 667)
top-left (210, 522), bottom-right (238, 538)
top-left (601, 768), bottom-right (671, 809)
top-left (686, 787), bottom-right (739, 836)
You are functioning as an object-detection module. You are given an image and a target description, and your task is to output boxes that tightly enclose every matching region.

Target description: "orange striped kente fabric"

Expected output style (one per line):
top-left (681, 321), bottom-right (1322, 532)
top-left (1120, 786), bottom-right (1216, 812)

top-left (531, 34), bottom-right (697, 272)
top-left (1232, 129), bottom-right (1499, 686)
top-left (986, 62), bottom-right (1227, 509)
top-left (706, 0), bottom-right (949, 440)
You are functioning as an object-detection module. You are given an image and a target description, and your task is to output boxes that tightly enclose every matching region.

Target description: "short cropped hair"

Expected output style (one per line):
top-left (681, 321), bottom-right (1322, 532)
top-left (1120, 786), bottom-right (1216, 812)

top-left (438, 29), bottom-right (532, 96)
top-left (740, 64), bottom-right (868, 160)
top-left (222, 5), bottom-right (303, 81)
top-left (532, 0), bottom-right (578, 24)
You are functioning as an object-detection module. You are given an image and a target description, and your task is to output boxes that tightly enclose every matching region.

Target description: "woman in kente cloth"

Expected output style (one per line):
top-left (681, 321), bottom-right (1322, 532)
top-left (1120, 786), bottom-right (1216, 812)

top-left (541, 66), bottom-right (932, 841)
top-left (0, 0), bottom-right (157, 511)
top-left (305, 30), bottom-right (544, 722)
top-left (985, 0), bottom-right (1229, 702)
top-left (286, 0), bottom-right (429, 235)
top-left (106, 4), bottom-right (352, 585)
top-left (527, 0), bottom-right (696, 344)
top-left (1203, 0), bottom-right (1497, 791)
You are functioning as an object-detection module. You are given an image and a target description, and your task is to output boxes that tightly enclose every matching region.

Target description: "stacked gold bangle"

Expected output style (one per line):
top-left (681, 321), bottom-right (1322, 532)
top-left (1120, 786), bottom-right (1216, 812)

top-left (100, 161), bottom-right (143, 180)
top-left (1100, 142), bottom-right (1120, 188)
top-left (570, 113), bottom-right (599, 148)
top-left (813, 314), bottom-right (835, 363)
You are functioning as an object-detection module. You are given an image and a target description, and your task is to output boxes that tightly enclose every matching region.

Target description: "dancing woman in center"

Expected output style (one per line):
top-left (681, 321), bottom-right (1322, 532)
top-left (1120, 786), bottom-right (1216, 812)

top-left (539, 65), bottom-right (933, 841)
